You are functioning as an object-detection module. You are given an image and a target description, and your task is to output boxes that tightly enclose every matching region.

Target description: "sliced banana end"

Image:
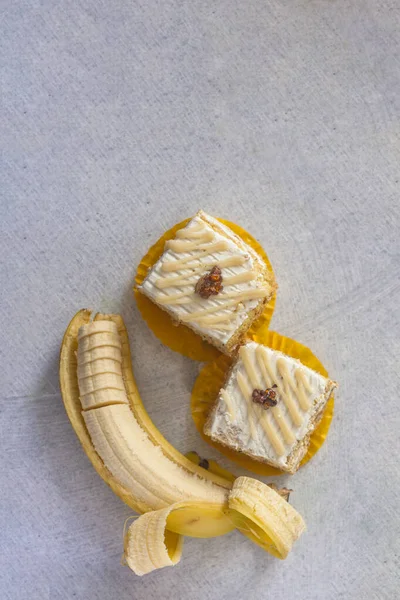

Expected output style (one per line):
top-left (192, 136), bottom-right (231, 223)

top-left (124, 506), bottom-right (183, 576)
top-left (228, 476), bottom-right (306, 560)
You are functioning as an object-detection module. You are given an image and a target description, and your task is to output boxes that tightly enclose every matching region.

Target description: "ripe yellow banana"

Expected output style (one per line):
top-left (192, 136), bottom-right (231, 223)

top-left (228, 477), bottom-right (306, 559)
top-left (60, 310), bottom-right (234, 537)
top-left (60, 309), bottom-right (306, 569)
top-left (123, 506), bottom-right (183, 576)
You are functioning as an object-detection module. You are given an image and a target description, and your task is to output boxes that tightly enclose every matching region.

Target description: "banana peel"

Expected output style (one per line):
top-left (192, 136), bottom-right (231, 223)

top-left (123, 506), bottom-right (184, 576)
top-left (228, 477), bottom-right (306, 559)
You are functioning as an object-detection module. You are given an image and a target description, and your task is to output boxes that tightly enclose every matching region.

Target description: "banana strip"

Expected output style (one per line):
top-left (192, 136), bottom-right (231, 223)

top-left (124, 506), bottom-right (183, 576)
top-left (228, 477), bottom-right (306, 559)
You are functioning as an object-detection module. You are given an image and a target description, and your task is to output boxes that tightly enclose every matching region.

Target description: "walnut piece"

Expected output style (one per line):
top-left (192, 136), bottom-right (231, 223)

top-left (252, 385), bottom-right (278, 409)
top-left (195, 266), bottom-right (223, 299)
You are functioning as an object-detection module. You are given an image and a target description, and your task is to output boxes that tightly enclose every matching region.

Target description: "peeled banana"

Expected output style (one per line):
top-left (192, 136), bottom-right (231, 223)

top-left (60, 310), bottom-right (234, 537)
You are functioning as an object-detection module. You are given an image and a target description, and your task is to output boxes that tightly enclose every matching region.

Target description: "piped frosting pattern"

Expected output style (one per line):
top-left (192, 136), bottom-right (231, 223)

top-left (139, 212), bottom-right (273, 347)
top-left (205, 342), bottom-right (336, 469)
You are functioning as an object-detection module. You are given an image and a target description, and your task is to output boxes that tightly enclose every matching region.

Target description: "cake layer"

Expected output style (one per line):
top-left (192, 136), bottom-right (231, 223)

top-left (204, 342), bottom-right (337, 472)
top-left (139, 211), bottom-right (275, 352)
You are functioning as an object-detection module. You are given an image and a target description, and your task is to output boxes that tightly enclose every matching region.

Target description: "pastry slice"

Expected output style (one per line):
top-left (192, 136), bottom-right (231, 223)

top-left (138, 210), bottom-right (276, 354)
top-left (204, 342), bottom-right (337, 473)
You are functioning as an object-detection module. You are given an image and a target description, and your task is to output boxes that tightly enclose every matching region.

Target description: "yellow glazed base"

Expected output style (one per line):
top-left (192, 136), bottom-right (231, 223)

top-left (191, 329), bottom-right (334, 476)
top-left (134, 218), bottom-right (277, 362)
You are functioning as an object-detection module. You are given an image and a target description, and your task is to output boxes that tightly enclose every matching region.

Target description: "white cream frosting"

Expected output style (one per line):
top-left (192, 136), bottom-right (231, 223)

top-left (205, 342), bottom-right (335, 468)
top-left (139, 211), bottom-right (272, 347)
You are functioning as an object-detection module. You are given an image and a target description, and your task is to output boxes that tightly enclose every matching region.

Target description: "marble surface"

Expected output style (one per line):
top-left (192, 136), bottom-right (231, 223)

top-left (1, 1), bottom-right (399, 599)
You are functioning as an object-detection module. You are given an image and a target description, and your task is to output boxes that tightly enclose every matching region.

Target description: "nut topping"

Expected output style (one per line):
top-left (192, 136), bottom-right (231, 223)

top-left (195, 266), bottom-right (223, 299)
top-left (252, 385), bottom-right (278, 409)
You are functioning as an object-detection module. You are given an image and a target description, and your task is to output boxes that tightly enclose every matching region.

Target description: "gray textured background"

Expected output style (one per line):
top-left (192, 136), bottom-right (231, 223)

top-left (1, 1), bottom-right (399, 599)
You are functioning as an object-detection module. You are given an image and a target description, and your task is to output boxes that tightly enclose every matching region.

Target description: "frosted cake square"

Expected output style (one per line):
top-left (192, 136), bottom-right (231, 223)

top-left (138, 211), bottom-right (276, 354)
top-left (204, 342), bottom-right (337, 473)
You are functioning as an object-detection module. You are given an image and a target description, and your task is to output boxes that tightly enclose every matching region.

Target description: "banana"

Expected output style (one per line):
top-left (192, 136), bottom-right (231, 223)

top-left (60, 310), bottom-right (234, 537)
top-left (60, 310), bottom-right (306, 559)
top-left (123, 506), bottom-right (183, 576)
top-left (228, 477), bottom-right (306, 559)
